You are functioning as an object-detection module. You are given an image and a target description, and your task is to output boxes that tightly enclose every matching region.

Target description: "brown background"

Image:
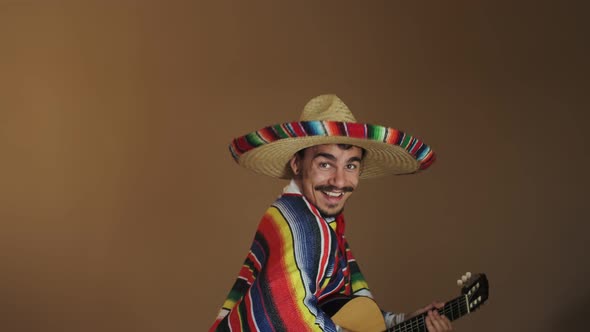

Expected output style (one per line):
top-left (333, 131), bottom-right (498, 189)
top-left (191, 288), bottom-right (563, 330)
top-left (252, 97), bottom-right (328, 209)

top-left (1, 1), bottom-right (588, 331)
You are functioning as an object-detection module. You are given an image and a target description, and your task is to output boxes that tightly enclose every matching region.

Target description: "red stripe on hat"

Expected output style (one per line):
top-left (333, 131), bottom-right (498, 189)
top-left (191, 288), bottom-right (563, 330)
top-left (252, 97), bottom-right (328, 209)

top-left (258, 127), bottom-right (275, 142)
top-left (235, 136), bottom-right (252, 153)
top-left (420, 151), bottom-right (436, 169)
top-left (346, 123), bottom-right (366, 139)
top-left (386, 128), bottom-right (400, 144)
top-left (409, 140), bottom-right (422, 155)
top-left (323, 121), bottom-right (336, 135)
top-left (290, 122), bottom-right (307, 137)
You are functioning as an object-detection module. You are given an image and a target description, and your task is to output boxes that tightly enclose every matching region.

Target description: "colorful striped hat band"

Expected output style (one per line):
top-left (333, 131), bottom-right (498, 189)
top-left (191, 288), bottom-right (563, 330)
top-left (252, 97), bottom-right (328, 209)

top-left (229, 95), bottom-right (436, 179)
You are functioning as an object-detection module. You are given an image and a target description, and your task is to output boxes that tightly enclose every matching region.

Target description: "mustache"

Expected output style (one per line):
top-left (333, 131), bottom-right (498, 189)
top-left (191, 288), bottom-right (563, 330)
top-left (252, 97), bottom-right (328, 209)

top-left (315, 185), bottom-right (354, 193)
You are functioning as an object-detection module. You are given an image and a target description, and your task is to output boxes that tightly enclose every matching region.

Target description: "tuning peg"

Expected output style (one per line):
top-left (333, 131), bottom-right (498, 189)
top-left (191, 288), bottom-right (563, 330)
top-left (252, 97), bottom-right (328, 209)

top-left (457, 279), bottom-right (463, 287)
top-left (466, 272), bottom-right (472, 279)
top-left (461, 275), bottom-right (468, 283)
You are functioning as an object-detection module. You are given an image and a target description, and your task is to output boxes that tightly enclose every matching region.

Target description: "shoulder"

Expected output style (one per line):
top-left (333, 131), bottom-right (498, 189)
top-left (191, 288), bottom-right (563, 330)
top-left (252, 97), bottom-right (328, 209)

top-left (261, 195), bottom-right (335, 262)
top-left (257, 194), bottom-right (328, 239)
top-left (271, 194), bottom-right (319, 225)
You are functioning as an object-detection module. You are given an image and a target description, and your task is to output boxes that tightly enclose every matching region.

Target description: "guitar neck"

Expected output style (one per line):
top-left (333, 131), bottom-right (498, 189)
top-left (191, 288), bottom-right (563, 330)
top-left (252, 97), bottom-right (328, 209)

top-left (390, 295), bottom-right (469, 332)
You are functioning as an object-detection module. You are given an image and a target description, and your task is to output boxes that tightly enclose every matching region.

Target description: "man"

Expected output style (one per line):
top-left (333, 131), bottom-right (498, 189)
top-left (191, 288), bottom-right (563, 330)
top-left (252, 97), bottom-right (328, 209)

top-left (210, 95), bottom-right (451, 331)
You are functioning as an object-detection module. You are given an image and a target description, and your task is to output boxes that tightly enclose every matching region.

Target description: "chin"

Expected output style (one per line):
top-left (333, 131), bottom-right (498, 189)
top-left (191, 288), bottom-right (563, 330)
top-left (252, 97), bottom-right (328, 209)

top-left (318, 207), bottom-right (344, 218)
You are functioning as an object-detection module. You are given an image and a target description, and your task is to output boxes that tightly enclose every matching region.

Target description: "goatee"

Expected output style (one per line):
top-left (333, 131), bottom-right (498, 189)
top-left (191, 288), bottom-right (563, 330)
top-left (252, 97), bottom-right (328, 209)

top-left (318, 207), bottom-right (345, 218)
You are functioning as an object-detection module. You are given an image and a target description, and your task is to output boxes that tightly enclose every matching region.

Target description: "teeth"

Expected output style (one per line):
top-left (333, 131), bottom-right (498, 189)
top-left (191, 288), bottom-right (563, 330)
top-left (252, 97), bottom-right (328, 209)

top-left (324, 191), bottom-right (343, 197)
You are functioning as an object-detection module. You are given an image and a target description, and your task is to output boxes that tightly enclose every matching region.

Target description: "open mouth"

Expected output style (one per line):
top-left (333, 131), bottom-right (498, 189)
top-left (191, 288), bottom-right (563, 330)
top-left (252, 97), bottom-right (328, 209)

top-left (322, 191), bottom-right (344, 198)
top-left (315, 186), bottom-right (353, 201)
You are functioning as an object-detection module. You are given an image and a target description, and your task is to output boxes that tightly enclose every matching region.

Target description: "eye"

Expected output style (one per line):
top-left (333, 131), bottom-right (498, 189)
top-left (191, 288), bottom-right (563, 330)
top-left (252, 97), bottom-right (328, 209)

top-left (318, 162), bottom-right (331, 169)
top-left (346, 164), bottom-right (359, 170)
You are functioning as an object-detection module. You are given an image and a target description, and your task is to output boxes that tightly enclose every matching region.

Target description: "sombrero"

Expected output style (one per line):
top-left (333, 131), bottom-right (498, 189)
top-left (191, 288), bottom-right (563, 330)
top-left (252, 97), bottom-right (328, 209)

top-left (229, 94), bottom-right (436, 179)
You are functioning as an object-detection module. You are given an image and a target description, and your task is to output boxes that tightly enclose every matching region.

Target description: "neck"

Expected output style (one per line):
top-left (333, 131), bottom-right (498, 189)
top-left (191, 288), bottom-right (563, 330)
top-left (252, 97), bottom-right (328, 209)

top-left (390, 295), bottom-right (468, 332)
top-left (283, 178), bottom-right (303, 194)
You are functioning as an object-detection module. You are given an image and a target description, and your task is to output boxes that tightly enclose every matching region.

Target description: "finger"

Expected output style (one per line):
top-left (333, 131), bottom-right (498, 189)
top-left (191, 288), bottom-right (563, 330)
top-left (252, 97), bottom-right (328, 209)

top-left (433, 311), bottom-right (446, 331)
top-left (432, 301), bottom-right (445, 309)
top-left (427, 311), bottom-right (449, 332)
top-left (413, 303), bottom-right (434, 317)
top-left (433, 312), bottom-right (453, 332)
top-left (425, 313), bottom-right (435, 332)
top-left (441, 314), bottom-right (453, 331)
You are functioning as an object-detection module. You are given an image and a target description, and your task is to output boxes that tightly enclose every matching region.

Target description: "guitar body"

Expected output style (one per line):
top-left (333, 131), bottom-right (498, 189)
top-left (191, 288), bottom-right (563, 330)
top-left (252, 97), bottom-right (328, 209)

top-left (331, 297), bottom-right (386, 332)
top-left (329, 273), bottom-right (489, 332)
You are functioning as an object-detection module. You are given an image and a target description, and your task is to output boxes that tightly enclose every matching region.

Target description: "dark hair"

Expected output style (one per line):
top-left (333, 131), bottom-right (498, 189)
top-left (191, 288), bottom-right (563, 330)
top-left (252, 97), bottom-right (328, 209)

top-left (296, 144), bottom-right (366, 159)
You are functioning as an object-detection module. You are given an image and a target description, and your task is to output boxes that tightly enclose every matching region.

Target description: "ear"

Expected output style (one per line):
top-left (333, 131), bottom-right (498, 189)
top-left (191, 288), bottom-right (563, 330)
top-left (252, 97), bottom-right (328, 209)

top-left (289, 155), bottom-right (300, 176)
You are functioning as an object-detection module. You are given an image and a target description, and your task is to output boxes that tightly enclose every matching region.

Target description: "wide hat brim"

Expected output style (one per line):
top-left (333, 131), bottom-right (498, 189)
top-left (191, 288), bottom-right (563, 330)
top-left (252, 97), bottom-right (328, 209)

top-left (229, 95), bottom-right (436, 179)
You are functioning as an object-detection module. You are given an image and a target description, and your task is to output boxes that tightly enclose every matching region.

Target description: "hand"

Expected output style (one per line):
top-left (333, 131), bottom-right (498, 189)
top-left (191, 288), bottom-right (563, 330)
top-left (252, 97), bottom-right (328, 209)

top-left (409, 301), bottom-right (453, 332)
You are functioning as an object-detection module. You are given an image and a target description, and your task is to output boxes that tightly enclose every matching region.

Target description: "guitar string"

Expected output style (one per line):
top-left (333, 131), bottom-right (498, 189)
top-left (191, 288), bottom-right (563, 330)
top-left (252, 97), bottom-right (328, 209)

top-left (393, 293), bottom-right (484, 332)
top-left (391, 296), bottom-right (468, 332)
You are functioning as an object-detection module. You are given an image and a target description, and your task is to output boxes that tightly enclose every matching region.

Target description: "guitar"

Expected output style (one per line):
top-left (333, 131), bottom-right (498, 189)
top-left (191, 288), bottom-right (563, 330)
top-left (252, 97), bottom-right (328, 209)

top-left (328, 272), bottom-right (489, 332)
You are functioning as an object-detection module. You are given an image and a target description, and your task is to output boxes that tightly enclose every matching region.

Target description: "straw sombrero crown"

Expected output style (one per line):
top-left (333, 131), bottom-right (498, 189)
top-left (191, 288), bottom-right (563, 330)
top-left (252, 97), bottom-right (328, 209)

top-left (229, 94), bottom-right (435, 179)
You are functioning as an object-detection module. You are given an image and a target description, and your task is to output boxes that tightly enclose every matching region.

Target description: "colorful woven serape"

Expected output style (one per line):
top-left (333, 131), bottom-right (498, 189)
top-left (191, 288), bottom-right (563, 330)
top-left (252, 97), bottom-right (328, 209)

top-left (209, 191), bottom-right (385, 331)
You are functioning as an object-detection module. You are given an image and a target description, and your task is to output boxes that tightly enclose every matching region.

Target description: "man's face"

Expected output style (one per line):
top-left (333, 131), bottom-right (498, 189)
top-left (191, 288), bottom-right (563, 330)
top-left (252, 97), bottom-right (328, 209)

top-left (290, 144), bottom-right (362, 217)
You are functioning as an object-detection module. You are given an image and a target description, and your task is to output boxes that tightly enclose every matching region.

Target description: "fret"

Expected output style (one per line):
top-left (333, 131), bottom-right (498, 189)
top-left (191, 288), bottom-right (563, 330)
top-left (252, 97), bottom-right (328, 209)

top-left (448, 296), bottom-right (460, 321)
top-left (416, 314), bottom-right (425, 331)
top-left (392, 296), bottom-right (469, 332)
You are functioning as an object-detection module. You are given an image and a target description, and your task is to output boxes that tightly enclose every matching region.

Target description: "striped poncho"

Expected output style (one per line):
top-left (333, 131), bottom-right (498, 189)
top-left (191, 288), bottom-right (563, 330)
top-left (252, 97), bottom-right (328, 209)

top-left (209, 184), bottom-right (401, 331)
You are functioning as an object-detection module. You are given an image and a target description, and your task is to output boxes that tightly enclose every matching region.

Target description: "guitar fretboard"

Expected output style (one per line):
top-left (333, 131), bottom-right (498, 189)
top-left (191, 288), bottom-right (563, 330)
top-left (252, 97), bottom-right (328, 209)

top-left (390, 295), bottom-right (468, 332)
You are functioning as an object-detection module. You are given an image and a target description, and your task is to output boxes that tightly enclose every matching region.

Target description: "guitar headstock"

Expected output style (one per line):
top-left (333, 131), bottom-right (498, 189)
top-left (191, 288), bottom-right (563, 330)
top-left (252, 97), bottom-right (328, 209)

top-left (457, 272), bottom-right (489, 313)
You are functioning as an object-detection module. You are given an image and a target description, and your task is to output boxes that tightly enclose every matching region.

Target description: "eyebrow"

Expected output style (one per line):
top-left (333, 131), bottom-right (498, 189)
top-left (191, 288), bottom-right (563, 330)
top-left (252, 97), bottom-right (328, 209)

top-left (348, 156), bottom-right (362, 164)
top-left (313, 153), bottom-right (362, 164)
top-left (313, 152), bottom-right (337, 161)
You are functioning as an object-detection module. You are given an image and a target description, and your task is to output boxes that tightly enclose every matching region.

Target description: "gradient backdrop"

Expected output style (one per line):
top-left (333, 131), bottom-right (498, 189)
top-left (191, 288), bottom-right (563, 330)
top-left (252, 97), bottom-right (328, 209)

top-left (1, 1), bottom-right (588, 331)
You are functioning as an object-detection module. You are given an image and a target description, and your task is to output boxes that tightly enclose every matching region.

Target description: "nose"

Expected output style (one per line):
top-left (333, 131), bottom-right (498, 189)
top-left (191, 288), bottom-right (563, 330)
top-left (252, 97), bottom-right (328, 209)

top-left (329, 168), bottom-right (347, 188)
